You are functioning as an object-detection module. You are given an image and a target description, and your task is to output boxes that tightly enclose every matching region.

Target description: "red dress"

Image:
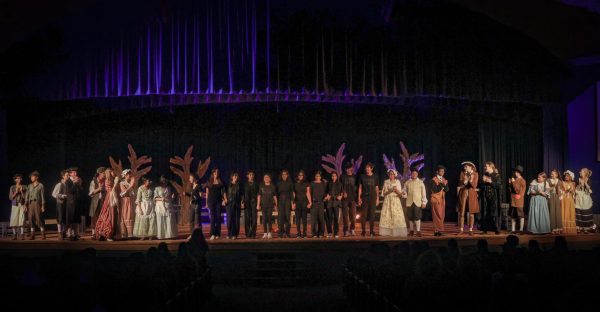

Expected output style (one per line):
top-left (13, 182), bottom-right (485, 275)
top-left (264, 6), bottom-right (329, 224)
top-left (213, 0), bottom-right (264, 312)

top-left (95, 178), bottom-right (117, 239)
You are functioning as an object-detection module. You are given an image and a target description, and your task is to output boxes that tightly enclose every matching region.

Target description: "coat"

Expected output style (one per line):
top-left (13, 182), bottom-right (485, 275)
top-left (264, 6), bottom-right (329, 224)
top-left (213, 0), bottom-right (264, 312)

top-left (509, 177), bottom-right (526, 208)
top-left (458, 171), bottom-right (479, 214)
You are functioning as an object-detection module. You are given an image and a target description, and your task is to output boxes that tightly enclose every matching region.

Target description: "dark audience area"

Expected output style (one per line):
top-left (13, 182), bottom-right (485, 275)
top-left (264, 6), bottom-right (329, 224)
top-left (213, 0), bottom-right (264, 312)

top-left (345, 236), bottom-right (600, 312)
top-left (0, 229), bottom-right (210, 311)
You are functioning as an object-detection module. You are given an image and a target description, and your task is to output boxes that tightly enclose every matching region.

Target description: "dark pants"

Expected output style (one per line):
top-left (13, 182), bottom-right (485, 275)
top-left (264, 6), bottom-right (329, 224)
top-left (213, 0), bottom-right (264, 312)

top-left (27, 201), bottom-right (45, 230)
top-left (326, 203), bottom-right (340, 235)
top-left (56, 202), bottom-right (66, 225)
top-left (244, 200), bottom-right (257, 237)
top-left (310, 201), bottom-right (325, 237)
top-left (361, 196), bottom-right (376, 234)
top-left (262, 205), bottom-right (273, 233)
top-left (295, 200), bottom-right (308, 236)
top-left (278, 197), bottom-right (292, 236)
top-left (226, 202), bottom-right (241, 237)
top-left (189, 204), bottom-right (200, 234)
top-left (341, 199), bottom-right (356, 232)
top-left (208, 202), bottom-right (221, 237)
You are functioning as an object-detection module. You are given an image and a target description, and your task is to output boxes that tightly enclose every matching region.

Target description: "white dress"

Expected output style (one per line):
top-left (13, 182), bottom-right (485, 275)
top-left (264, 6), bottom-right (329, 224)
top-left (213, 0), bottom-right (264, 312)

top-left (134, 186), bottom-right (157, 238)
top-left (154, 186), bottom-right (179, 239)
top-left (379, 179), bottom-right (408, 237)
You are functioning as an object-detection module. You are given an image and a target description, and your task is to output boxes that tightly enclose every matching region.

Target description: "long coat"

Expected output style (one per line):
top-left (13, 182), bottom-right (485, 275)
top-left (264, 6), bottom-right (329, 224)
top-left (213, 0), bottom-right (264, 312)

top-left (65, 178), bottom-right (83, 224)
top-left (458, 171), bottom-right (479, 214)
top-left (509, 177), bottom-right (526, 208)
top-left (480, 172), bottom-right (502, 217)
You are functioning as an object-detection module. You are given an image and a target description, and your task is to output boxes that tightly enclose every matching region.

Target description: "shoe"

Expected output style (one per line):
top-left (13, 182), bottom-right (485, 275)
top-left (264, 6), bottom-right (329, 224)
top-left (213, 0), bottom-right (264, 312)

top-left (370, 233), bottom-right (375, 238)
top-left (509, 231), bottom-right (516, 235)
top-left (327, 234), bottom-right (332, 238)
top-left (468, 230), bottom-right (473, 236)
top-left (107, 238), bottom-right (114, 242)
top-left (457, 231), bottom-right (464, 236)
top-left (335, 235), bottom-right (339, 238)
top-left (351, 230), bottom-right (356, 236)
top-left (409, 231), bottom-right (415, 237)
top-left (11, 235), bottom-right (17, 240)
top-left (267, 233), bottom-right (272, 239)
top-left (215, 236), bottom-right (220, 240)
top-left (343, 231), bottom-right (348, 237)
top-left (209, 235), bottom-right (216, 240)
top-left (416, 231), bottom-right (422, 237)
top-left (262, 233), bottom-right (268, 239)
top-left (361, 231), bottom-right (366, 237)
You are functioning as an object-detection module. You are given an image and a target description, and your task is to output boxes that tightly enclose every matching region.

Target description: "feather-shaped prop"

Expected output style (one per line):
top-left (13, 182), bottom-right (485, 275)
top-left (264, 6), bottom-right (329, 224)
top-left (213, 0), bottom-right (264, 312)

top-left (321, 143), bottom-right (346, 175)
top-left (398, 141), bottom-right (425, 181)
top-left (351, 155), bottom-right (363, 175)
top-left (382, 153), bottom-right (397, 171)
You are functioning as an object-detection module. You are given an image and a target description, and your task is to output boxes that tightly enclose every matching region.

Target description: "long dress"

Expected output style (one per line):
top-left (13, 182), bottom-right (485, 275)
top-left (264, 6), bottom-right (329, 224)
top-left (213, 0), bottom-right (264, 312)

top-left (527, 181), bottom-right (551, 234)
top-left (379, 179), bottom-right (408, 237)
top-left (479, 172), bottom-right (501, 232)
top-left (134, 186), bottom-right (157, 238)
top-left (155, 185), bottom-right (178, 239)
top-left (119, 179), bottom-right (136, 238)
top-left (547, 178), bottom-right (562, 231)
top-left (95, 177), bottom-right (119, 240)
top-left (9, 185), bottom-right (26, 227)
top-left (575, 182), bottom-right (594, 231)
top-left (561, 181), bottom-right (577, 234)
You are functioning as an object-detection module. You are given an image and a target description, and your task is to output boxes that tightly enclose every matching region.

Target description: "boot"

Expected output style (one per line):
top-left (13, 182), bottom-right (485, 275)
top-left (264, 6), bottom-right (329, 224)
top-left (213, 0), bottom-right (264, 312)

top-left (41, 231), bottom-right (46, 240)
top-left (28, 232), bottom-right (35, 240)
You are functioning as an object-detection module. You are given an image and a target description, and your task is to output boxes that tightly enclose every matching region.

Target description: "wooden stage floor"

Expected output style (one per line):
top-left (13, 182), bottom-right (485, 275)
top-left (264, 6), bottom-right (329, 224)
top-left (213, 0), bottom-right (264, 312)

top-left (1, 222), bottom-right (600, 256)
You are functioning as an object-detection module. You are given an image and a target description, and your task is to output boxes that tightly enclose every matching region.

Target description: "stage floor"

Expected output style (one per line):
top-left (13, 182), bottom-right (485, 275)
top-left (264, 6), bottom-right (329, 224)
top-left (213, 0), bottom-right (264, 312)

top-left (1, 222), bottom-right (600, 256)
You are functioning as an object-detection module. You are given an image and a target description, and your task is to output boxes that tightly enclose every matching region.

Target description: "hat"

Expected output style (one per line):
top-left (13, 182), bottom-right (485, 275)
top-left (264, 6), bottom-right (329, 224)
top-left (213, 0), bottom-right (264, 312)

top-left (564, 170), bottom-right (575, 180)
top-left (29, 171), bottom-right (40, 178)
top-left (436, 165), bottom-right (446, 171)
top-left (387, 168), bottom-right (398, 176)
top-left (66, 167), bottom-right (78, 172)
top-left (461, 161), bottom-right (476, 169)
top-left (96, 167), bottom-right (106, 174)
top-left (513, 165), bottom-right (524, 175)
top-left (121, 169), bottom-right (131, 178)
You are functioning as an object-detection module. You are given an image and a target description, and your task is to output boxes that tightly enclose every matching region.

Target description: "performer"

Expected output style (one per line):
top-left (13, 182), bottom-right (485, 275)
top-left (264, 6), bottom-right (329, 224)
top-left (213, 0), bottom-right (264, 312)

top-left (88, 167), bottom-right (105, 239)
top-left (547, 169), bottom-right (563, 234)
top-left (575, 168), bottom-right (594, 233)
top-left (561, 170), bottom-right (577, 234)
top-left (65, 167), bottom-right (83, 240)
top-left (51, 170), bottom-right (68, 240)
top-left (358, 163), bottom-right (380, 237)
top-left (341, 163), bottom-right (358, 236)
top-left (25, 171), bottom-right (45, 240)
top-left (508, 165), bottom-right (526, 234)
top-left (429, 165), bottom-right (449, 236)
top-left (325, 171), bottom-right (342, 238)
top-left (276, 170), bottom-right (293, 238)
top-left (379, 169), bottom-right (407, 237)
top-left (257, 173), bottom-right (277, 239)
top-left (94, 168), bottom-right (119, 241)
top-left (134, 177), bottom-right (156, 240)
top-left (242, 170), bottom-right (259, 238)
top-left (225, 172), bottom-right (242, 239)
top-left (154, 176), bottom-right (178, 239)
top-left (457, 161), bottom-right (479, 235)
top-left (403, 168), bottom-right (427, 237)
top-left (293, 170), bottom-right (310, 238)
top-left (308, 171), bottom-right (327, 238)
top-left (119, 169), bottom-right (137, 239)
top-left (206, 168), bottom-right (226, 240)
top-left (9, 174), bottom-right (27, 240)
top-left (527, 172), bottom-right (551, 234)
top-left (186, 174), bottom-right (203, 238)
top-left (480, 161), bottom-right (502, 235)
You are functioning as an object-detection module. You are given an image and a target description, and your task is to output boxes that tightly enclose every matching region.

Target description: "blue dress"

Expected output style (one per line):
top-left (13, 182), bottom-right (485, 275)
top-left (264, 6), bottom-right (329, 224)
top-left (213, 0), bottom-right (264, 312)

top-left (527, 181), bottom-right (551, 234)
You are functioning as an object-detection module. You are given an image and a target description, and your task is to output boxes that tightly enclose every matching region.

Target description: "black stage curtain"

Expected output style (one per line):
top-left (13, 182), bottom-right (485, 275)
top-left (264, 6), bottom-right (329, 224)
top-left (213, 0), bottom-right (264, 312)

top-left (4, 98), bottom-right (542, 222)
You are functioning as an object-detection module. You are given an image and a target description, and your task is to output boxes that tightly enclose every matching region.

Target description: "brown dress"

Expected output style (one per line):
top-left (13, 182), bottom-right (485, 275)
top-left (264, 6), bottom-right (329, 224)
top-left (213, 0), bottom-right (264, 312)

top-left (561, 181), bottom-right (577, 234)
top-left (547, 178), bottom-right (562, 231)
top-left (119, 180), bottom-right (136, 238)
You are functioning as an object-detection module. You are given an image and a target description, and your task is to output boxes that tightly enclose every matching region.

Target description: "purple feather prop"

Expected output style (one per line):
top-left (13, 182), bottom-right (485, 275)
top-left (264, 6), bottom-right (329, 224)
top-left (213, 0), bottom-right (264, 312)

top-left (351, 155), bottom-right (363, 175)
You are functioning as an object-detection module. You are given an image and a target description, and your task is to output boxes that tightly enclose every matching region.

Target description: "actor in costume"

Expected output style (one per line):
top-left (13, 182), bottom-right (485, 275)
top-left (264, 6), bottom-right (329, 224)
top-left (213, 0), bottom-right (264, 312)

top-left (9, 174), bottom-right (27, 240)
top-left (547, 169), bottom-right (563, 234)
top-left (358, 163), bottom-right (380, 237)
top-left (403, 168), bottom-right (427, 237)
top-left (134, 177), bottom-right (156, 240)
top-left (225, 172), bottom-right (242, 239)
top-left (575, 168), bottom-right (594, 233)
top-left (479, 161), bottom-right (502, 234)
top-left (154, 176), bottom-right (178, 239)
top-left (257, 173), bottom-right (277, 239)
top-left (206, 168), bottom-right (226, 240)
top-left (276, 170), bottom-right (294, 238)
top-left (457, 161), bottom-right (479, 235)
top-left (119, 169), bottom-right (136, 239)
top-left (293, 170), bottom-right (310, 238)
top-left (52, 170), bottom-right (69, 240)
top-left (25, 171), bottom-right (46, 240)
top-left (429, 165), bottom-right (449, 236)
top-left (527, 172), bottom-right (551, 234)
top-left (94, 168), bottom-right (119, 241)
top-left (561, 170), bottom-right (577, 234)
top-left (88, 167), bottom-right (106, 239)
top-left (186, 174), bottom-right (203, 238)
top-left (65, 167), bottom-right (83, 240)
top-left (243, 170), bottom-right (259, 238)
top-left (379, 169), bottom-right (407, 237)
top-left (508, 165), bottom-right (526, 234)
top-left (325, 171), bottom-right (342, 238)
top-left (308, 171), bottom-right (327, 238)
top-left (341, 163), bottom-right (358, 236)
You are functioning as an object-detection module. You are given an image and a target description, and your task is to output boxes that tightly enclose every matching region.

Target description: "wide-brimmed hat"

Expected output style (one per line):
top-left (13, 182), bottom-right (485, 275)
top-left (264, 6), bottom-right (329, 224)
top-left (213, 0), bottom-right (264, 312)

top-left (513, 165), bottom-right (524, 175)
top-left (121, 169), bottom-right (131, 178)
top-left (29, 171), bottom-right (40, 178)
top-left (96, 167), bottom-right (106, 174)
top-left (461, 161), bottom-right (476, 169)
top-left (66, 167), bottom-right (78, 172)
top-left (564, 170), bottom-right (575, 180)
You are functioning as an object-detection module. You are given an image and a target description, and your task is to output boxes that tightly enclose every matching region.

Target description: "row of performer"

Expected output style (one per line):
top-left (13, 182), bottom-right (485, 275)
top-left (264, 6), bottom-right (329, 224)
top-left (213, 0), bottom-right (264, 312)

top-left (6, 161), bottom-right (595, 240)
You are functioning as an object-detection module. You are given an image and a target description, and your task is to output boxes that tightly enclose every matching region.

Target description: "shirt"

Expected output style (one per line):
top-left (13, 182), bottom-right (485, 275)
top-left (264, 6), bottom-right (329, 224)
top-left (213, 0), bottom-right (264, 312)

top-left (294, 181), bottom-right (310, 202)
top-left (207, 181), bottom-right (225, 205)
top-left (277, 179), bottom-right (293, 198)
top-left (25, 183), bottom-right (45, 205)
top-left (259, 183), bottom-right (277, 207)
top-left (52, 182), bottom-right (67, 203)
top-left (9, 184), bottom-right (26, 206)
top-left (341, 174), bottom-right (357, 201)
top-left (243, 181), bottom-right (259, 204)
top-left (359, 174), bottom-right (380, 199)
top-left (403, 178), bottom-right (427, 207)
top-left (310, 181), bottom-right (328, 202)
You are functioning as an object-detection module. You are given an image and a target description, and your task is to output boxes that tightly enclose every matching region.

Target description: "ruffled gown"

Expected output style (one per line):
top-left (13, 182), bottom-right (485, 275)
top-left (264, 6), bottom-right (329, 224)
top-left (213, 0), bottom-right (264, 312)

top-left (379, 179), bottom-right (407, 237)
